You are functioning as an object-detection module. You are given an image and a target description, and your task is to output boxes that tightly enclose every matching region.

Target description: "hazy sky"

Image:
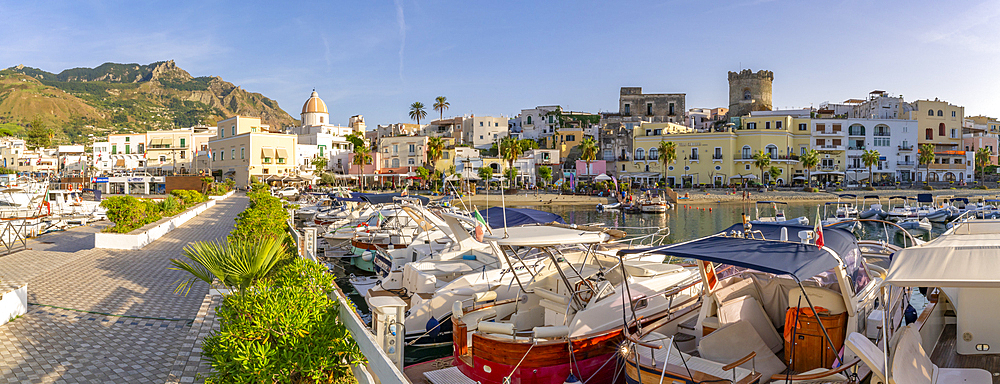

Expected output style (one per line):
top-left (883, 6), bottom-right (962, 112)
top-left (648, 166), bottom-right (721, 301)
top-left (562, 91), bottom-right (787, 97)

top-left (3, 0), bottom-right (1000, 127)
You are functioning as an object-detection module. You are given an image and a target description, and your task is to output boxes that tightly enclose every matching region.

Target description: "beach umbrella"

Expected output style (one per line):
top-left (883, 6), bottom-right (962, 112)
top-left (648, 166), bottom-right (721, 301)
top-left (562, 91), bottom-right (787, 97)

top-left (594, 173), bottom-right (613, 181)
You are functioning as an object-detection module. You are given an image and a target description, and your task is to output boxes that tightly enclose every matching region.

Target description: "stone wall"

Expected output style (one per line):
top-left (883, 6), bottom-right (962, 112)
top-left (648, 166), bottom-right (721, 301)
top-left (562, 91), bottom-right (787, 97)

top-left (727, 69), bottom-right (774, 117)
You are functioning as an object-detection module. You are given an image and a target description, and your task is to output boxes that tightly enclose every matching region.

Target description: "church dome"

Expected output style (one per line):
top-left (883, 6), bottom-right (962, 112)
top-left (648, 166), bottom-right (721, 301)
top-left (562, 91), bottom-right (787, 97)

top-left (301, 90), bottom-right (328, 114)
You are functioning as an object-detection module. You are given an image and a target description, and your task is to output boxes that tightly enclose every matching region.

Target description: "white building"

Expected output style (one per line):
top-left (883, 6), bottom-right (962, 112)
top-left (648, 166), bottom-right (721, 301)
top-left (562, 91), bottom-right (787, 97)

top-left (285, 91), bottom-right (365, 175)
top-left (812, 118), bottom-right (919, 184)
top-left (0, 138), bottom-right (26, 170)
top-left (56, 145), bottom-right (87, 175)
top-left (462, 115), bottom-right (510, 149)
top-left (106, 133), bottom-right (148, 173)
top-left (512, 106), bottom-right (560, 141)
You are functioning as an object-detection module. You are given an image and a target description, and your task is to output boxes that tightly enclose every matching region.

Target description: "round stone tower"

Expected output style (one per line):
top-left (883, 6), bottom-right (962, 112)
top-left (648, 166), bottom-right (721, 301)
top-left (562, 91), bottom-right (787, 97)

top-left (727, 69), bottom-right (773, 117)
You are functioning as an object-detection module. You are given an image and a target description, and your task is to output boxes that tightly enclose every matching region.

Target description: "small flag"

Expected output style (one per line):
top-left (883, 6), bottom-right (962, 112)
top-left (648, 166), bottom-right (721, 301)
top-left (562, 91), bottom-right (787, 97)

top-left (813, 206), bottom-right (825, 248)
top-left (376, 212), bottom-right (386, 227)
top-left (474, 225), bottom-right (485, 242)
top-left (474, 210), bottom-right (487, 226)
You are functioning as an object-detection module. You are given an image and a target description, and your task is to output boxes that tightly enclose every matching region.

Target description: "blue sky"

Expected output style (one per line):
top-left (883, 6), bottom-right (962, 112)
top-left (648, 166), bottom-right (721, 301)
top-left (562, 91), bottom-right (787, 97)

top-left (3, 0), bottom-right (1000, 127)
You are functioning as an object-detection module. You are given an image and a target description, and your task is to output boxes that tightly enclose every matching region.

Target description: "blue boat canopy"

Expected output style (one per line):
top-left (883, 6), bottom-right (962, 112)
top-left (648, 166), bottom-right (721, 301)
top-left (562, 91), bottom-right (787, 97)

top-left (838, 194), bottom-right (857, 198)
top-left (755, 201), bottom-right (788, 205)
top-left (917, 193), bottom-right (933, 203)
top-left (618, 223), bottom-right (858, 281)
top-left (476, 207), bottom-right (565, 229)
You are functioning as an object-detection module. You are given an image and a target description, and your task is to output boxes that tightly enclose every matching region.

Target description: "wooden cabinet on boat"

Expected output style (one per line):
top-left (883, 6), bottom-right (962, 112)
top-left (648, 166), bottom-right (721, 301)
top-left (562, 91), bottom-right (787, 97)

top-left (784, 311), bottom-right (847, 372)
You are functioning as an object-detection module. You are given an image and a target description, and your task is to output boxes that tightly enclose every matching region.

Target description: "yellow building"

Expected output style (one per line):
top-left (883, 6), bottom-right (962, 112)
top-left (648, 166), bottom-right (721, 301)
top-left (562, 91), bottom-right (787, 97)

top-left (209, 116), bottom-right (298, 187)
top-left (556, 128), bottom-right (586, 160)
top-left (628, 112), bottom-right (811, 187)
top-left (909, 100), bottom-right (967, 182)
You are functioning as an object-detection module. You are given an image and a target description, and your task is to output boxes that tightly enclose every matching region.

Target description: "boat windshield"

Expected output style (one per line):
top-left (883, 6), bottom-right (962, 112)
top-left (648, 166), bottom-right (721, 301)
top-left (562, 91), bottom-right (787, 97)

top-left (842, 246), bottom-right (871, 294)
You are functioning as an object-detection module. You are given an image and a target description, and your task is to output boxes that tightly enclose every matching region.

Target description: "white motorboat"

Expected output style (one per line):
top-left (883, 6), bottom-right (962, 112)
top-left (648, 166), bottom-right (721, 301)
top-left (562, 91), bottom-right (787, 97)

top-left (858, 195), bottom-right (888, 219)
top-left (749, 200), bottom-right (808, 226)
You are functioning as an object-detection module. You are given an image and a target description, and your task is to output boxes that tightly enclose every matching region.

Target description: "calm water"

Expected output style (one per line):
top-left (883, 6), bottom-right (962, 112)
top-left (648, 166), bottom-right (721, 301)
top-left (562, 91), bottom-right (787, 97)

top-left (521, 201), bottom-right (946, 246)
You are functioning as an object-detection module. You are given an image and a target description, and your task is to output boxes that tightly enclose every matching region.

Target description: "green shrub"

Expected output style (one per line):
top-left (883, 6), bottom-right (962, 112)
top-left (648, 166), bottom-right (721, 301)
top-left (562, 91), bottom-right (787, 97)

top-left (924, 185), bottom-right (934, 190)
top-left (835, 188), bottom-right (844, 192)
top-left (230, 184), bottom-right (290, 243)
top-left (100, 196), bottom-right (160, 233)
top-left (159, 195), bottom-right (181, 216)
top-left (201, 258), bottom-right (362, 383)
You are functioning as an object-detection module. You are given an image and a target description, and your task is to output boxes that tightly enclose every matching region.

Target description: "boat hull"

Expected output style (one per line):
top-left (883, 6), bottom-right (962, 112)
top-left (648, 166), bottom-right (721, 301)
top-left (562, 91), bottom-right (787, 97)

top-left (641, 204), bottom-right (668, 213)
top-left (456, 340), bottom-right (618, 384)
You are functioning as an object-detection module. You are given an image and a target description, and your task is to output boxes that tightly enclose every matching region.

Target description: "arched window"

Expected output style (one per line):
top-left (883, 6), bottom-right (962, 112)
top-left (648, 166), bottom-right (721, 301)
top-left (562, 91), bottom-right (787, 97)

top-left (937, 110), bottom-right (943, 116)
top-left (391, 158), bottom-right (400, 167)
top-left (874, 124), bottom-right (890, 136)
top-left (648, 148), bottom-right (658, 160)
top-left (848, 124), bottom-right (865, 136)
top-left (526, 116), bottom-right (532, 125)
top-left (765, 144), bottom-right (778, 159)
top-left (742, 145), bottom-right (752, 159)
top-left (939, 123), bottom-right (946, 137)
top-left (926, 128), bottom-right (933, 140)
top-left (928, 109), bottom-right (934, 116)
top-left (743, 89), bottom-right (752, 100)
top-left (635, 148), bottom-right (645, 160)
top-left (490, 163), bottom-right (499, 171)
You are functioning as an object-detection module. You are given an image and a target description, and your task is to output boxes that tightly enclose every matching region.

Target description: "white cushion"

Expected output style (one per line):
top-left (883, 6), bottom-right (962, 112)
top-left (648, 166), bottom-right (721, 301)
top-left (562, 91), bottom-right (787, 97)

top-left (718, 295), bottom-right (783, 353)
top-left (935, 368), bottom-right (993, 383)
top-left (699, 321), bottom-right (787, 381)
top-left (891, 326), bottom-right (934, 384)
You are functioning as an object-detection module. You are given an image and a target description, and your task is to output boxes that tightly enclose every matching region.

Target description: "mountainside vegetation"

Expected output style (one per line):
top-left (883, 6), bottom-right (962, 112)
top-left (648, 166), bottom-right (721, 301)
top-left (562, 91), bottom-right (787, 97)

top-left (0, 60), bottom-right (297, 144)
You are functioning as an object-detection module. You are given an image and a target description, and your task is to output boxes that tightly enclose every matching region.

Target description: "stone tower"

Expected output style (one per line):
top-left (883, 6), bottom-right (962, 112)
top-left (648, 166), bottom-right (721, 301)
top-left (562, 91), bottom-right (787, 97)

top-left (727, 69), bottom-right (773, 117)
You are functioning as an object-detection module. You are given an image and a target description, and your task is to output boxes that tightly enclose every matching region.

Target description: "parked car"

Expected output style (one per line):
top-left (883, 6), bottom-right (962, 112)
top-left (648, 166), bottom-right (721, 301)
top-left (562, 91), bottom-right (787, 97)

top-left (274, 187), bottom-right (299, 197)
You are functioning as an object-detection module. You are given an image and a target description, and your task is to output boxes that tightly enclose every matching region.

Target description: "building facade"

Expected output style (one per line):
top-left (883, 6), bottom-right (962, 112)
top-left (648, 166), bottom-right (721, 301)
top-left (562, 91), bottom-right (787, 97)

top-left (208, 116), bottom-right (298, 187)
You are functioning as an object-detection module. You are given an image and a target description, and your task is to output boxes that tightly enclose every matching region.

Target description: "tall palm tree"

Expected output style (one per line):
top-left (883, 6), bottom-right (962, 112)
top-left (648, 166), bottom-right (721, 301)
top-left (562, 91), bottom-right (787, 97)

top-left (578, 137), bottom-right (598, 176)
top-left (800, 149), bottom-right (819, 188)
top-left (918, 143), bottom-right (935, 183)
top-left (752, 150), bottom-right (771, 185)
top-left (426, 136), bottom-right (445, 170)
top-left (657, 141), bottom-right (676, 183)
top-left (409, 102), bottom-right (427, 125)
top-left (433, 96), bottom-right (450, 121)
top-left (862, 149), bottom-right (881, 187)
top-left (976, 146), bottom-right (992, 185)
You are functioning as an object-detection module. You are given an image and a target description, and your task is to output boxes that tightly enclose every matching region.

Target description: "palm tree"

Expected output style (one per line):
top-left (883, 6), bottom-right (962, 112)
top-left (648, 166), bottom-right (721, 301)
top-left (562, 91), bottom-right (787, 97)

top-left (657, 141), bottom-right (676, 183)
top-left (578, 137), bottom-right (598, 176)
top-left (862, 149), bottom-right (881, 187)
top-left (433, 96), bottom-right (450, 121)
top-left (768, 166), bottom-right (782, 185)
top-left (426, 136), bottom-right (445, 170)
top-left (976, 146), bottom-right (991, 185)
top-left (345, 132), bottom-right (371, 191)
top-left (752, 150), bottom-right (771, 185)
top-left (169, 235), bottom-right (289, 295)
top-left (800, 149), bottom-right (819, 188)
top-left (539, 166), bottom-right (552, 187)
top-left (918, 143), bottom-right (935, 183)
top-left (409, 102), bottom-right (427, 125)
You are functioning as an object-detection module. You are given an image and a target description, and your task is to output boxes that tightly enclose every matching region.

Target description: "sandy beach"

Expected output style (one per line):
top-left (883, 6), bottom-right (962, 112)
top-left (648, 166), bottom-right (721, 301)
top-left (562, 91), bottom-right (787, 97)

top-left (448, 187), bottom-right (1000, 207)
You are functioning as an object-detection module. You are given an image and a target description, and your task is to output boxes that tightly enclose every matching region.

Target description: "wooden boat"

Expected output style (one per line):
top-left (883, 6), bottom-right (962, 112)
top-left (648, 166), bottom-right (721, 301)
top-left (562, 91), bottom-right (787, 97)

top-left (617, 222), bottom-right (908, 383)
top-left (638, 190), bottom-right (669, 213)
top-left (450, 229), bottom-right (701, 384)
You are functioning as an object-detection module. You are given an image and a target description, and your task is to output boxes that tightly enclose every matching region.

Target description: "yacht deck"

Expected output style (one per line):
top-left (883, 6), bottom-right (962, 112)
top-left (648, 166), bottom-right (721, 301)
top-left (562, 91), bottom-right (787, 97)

top-left (930, 325), bottom-right (1000, 384)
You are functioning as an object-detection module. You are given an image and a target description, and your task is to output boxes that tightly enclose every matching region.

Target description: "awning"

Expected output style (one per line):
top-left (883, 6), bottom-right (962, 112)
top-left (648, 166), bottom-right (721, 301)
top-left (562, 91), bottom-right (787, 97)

top-left (887, 223), bottom-right (1000, 288)
top-left (618, 223), bottom-right (857, 281)
top-left (594, 173), bottom-right (613, 181)
top-left (793, 176), bottom-right (807, 180)
top-left (811, 171), bottom-right (845, 176)
top-left (262, 148), bottom-right (275, 158)
top-left (115, 159), bottom-right (125, 167)
top-left (733, 174), bottom-right (758, 179)
top-left (149, 138), bottom-right (163, 146)
top-left (476, 207), bottom-right (566, 229)
top-left (276, 148), bottom-right (289, 159)
top-left (486, 225), bottom-right (610, 246)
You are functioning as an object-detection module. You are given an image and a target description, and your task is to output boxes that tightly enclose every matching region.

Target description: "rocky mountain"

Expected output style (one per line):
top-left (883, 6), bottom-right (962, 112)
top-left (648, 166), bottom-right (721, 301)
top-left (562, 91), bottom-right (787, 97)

top-left (0, 61), bottom-right (298, 143)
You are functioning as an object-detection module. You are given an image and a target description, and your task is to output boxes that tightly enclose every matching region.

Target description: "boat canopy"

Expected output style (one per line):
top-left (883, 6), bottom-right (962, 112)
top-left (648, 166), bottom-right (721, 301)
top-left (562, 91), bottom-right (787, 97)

top-left (825, 202), bottom-right (854, 205)
top-left (888, 196), bottom-right (915, 200)
top-left (917, 193), bottom-right (933, 203)
top-left (862, 195), bottom-right (880, 199)
top-left (476, 207), bottom-right (565, 229)
top-left (618, 223), bottom-right (857, 281)
top-left (755, 201), bottom-right (788, 205)
top-left (838, 194), bottom-right (857, 198)
top-left (333, 192), bottom-right (430, 205)
top-left (949, 197), bottom-right (969, 203)
top-left (485, 225), bottom-right (609, 246)
top-left (887, 220), bottom-right (1000, 288)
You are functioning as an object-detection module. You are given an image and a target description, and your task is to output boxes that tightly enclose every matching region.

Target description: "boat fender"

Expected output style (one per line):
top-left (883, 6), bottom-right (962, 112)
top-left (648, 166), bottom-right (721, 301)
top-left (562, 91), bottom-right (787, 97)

top-left (462, 254), bottom-right (476, 261)
top-left (904, 304), bottom-right (918, 325)
top-left (452, 301), bottom-right (463, 319)
top-left (362, 251), bottom-right (374, 262)
top-left (564, 373), bottom-right (580, 383)
top-left (426, 317), bottom-right (441, 338)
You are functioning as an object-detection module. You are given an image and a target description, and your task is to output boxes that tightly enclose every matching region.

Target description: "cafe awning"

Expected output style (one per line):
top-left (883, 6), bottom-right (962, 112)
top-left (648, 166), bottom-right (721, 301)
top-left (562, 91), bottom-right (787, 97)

top-left (262, 148), bottom-right (275, 158)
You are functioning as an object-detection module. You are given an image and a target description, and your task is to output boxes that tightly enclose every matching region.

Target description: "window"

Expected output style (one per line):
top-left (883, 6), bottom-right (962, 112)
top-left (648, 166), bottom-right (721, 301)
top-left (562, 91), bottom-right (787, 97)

top-left (653, 129), bottom-right (661, 135)
top-left (647, 103), bottom-right (653, 115)
top-left (222, 151), bottom-right (226, 160)
top-left (742, 145), bottom-right (752, 159)
top-left (383, 160), bottom-right (389, 168)
top-left (873, 124), bottom-right (889, 136)
top-left (391, 158), bottom-right (399, 167)
top-left (263, 156), bottom-right (271, 163)
top-left (951, 129), bottom-right (957, 139)
top-left (635, 148), bottom-right (645, 160)
top-left (526, 116), bottom-right (532, 124)
top-left (798, 123), bottom-right (807, 131)
top-left (566, 135), bottom-right (576, 141)
top-left (212, 151), bottom-right (216, 161)
top-left (849, 124), bottom-right (865, 136)
top-left (232, 127), bottom-right (236, 135)
top-left (407, 158), bottom-right (415, 165)
top-left (801, 146), bottom-right (807, 155)
top-left (746, 122), bottom-right (757, 129)
top-left (112, 145), bottom-right (117, 155)
top-left (409, 144), bottom-right (415, 153)
top-left (744, 89), bottom-right (751, 100)
top-left (648, 148), bottom-right (658, 160)
top-left (603, 149), bottom-right (613, 160)
top-left (765, 122), bottom-right (771, 129)
top-left (231, 149), bottom-right (235, 160)
top-left (952, 111), bottom-right (956, 117)
top-left (939, 123), bottom-right (946, 137)
top-left (277, 157), bottom-right (285, 164)
top-left (623, 104), bottom-right (630, 115)
top-left (125, 145), bottom-right (130, 154)
top-left (714, 147), bottom-right (722, 159)
top-left (495, 123), bottom-right (499, 127)
top-left (874, 137), bottom-right (890, 147)
top-left (669, 103), bottom-right (675, 115)
top-left (765, 144), bottom-right (777, 158)
top-left (443, 152), bottom-right (450, 159)
top-left (691, 148), bottom-right (699, 160)
top-left (937, 110), bottom-right (943, 117)
top-left (159, 156), bottom-right (166, 162)
top-left (480, 122), bottom-right (483, 127)
top-left (776, 121), bottom-right (782, 130)
top-left (125, 137), bottom-right (130, 142)
top-left (393, 145), bottom-right (398, 154)
top-left (926, 128), bottom-right (933, 140)
top-left (928, 109), bottom-right (934, 116)
top-left (263, 168), bottom-right (269, 174)
top-left (180, 151), bottom-right (185, 159)
top-left (220, 129), bottom-right (224, 138)
top-left (180, 138), bottom-right (186, 147)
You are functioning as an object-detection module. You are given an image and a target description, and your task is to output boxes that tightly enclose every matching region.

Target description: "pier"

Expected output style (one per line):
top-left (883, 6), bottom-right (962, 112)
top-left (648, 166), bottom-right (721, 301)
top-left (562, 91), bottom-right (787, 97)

top-left (0, 195), bottom-right (248, 383)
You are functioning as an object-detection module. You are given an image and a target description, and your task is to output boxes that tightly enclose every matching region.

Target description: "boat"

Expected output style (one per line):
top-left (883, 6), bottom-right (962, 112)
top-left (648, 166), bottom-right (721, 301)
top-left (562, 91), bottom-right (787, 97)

top-left (913, 194), bottom-right (950, 223)
top-left (821, 201), bottom-right (860, 231)
top-left (638, 189), bottom-right (670, 213)
top-left (450, 225), bottom-right (700, 384)
top-left (618, 222), bottom-right (908, 383)
top-left (749, 201), bottom-right (808, 225)
top-left (858, 195), bottom-right (888, 219)
top-left (596, 202), bottom-right (621, 211)
top-left (897, 217), bottom-right (931, 231)
top-left (858, 216), bottom-right (1000, 383)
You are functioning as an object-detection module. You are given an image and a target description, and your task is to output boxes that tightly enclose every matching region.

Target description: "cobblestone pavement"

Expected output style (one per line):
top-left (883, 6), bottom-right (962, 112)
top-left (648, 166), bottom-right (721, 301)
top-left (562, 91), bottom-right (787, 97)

top-left (0, 195), bottom-right (247, 383)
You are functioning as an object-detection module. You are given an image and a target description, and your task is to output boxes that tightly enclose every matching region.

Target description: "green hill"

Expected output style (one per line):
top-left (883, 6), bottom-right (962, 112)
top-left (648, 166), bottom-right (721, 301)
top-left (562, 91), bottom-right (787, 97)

top-left (1, 60), bottom-right (298, 144)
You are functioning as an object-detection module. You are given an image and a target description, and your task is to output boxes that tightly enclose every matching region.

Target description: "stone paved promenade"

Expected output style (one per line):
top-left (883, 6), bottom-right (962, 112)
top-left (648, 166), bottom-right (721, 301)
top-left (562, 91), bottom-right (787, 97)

top-left (0, 195), bottom-right (247, 383)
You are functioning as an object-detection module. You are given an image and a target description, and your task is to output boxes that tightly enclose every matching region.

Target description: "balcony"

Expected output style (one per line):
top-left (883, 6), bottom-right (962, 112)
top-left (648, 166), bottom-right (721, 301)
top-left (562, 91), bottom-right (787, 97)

top-left (848, 146), bottom-right (866, 151)
top-left (928, 163), bottom-right (968, 170)
top-left (688, 155), bottom-right (699, 161)
top-left (816, 144), bottom-right (845, 151)
top-left (848, 130), bottom-right (866, 136)
top-left (712, 154), bottom-right (724, 160)
top-left (818, 165), bottom-right (840, 171)
top-left (897, 161), bottom-right (915, 166)
top-left (898, 145), bottom-right (913, 151)
top-left (814, 130), bottom-right (844, 136)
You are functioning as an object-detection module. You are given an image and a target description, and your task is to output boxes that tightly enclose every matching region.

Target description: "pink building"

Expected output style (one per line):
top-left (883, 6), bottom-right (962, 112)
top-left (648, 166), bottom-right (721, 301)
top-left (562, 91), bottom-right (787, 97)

top-left (964, 134), bottom-right (999, 165)
top-left (347, 151), bottom-right (380, 175)
top-left (576, 160), bottom-right (607, 177)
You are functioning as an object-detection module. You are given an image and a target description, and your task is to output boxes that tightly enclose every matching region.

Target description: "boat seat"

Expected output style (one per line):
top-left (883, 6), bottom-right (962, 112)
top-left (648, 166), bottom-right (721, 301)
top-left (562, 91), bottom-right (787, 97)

top-left (622, 261), bottom-right (683, 277)
top-left (532, 326), bottom-right (569, 339)
top-left (461, 308), bottom-right (497, 331)
top-left (539, 298), bottom-right (571, 314)
top-left (534, 289), bottom-right (571, 305)
top-left (891, 325), bottom-right (991, 384)
top-left (846, 332), bottom-right (888, 384)
top-left (699, 321), bottom-right (787, 381)
top-left (478, 321), bottom-right (514, 336)
top-left (634, 332), bottom-right (754, 382)
top-left (713, 277), bottom-right (763, 308)
top-left (718, 295), bottom-right (783, 353)
top-left (788, 286), bottom-right (848, 315)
